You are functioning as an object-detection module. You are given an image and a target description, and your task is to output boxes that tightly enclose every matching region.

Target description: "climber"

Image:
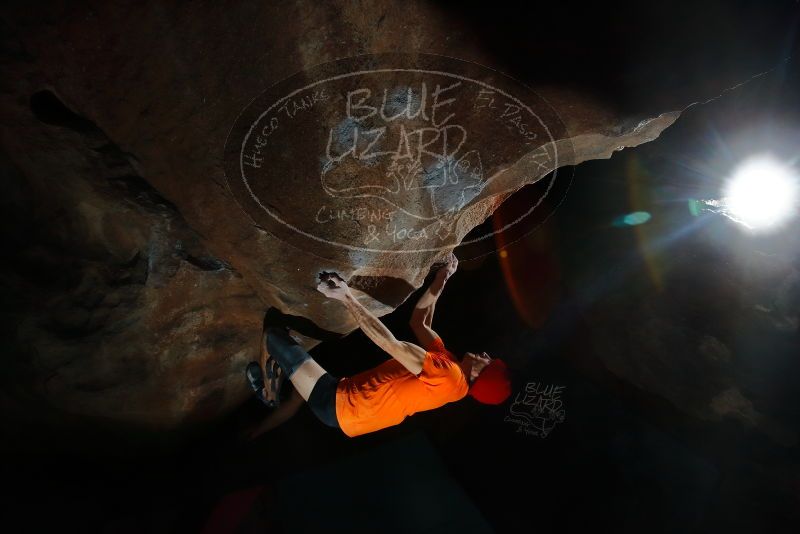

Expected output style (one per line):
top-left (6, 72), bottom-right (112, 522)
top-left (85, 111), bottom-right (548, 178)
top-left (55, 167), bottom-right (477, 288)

top-left (245, 253), bottom-right (512, 438)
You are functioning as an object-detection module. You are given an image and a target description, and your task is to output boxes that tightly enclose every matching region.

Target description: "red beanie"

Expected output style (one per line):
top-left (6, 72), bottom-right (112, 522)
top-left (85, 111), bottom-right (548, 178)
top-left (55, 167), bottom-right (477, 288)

top-left (468, 359), bottom-right (512, 405)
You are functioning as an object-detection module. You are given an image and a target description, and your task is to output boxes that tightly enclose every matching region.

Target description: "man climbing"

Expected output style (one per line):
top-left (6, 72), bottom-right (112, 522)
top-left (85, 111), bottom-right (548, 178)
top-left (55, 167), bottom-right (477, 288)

top-left (246, 253), bottom-right (512, 438)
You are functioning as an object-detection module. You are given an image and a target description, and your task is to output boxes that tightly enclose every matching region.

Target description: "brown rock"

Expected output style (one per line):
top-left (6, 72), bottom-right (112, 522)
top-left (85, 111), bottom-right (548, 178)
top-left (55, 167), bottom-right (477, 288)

top-left (0, 0), bottom-right (783, 429)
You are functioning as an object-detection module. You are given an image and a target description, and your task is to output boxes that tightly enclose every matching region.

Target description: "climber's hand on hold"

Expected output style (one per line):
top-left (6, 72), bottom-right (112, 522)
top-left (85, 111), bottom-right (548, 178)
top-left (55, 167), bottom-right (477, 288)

top-left (438, 252), bottom-right (458, 280)
top-left (317, 272), bottom-right (350, 301)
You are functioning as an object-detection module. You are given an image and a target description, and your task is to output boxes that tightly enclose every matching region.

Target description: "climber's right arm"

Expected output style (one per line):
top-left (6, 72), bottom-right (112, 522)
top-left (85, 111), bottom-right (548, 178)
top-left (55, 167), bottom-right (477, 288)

top-left (317, 273), bottom-right (427, 375)
top-left (410, 253), bottom-right (457, 349)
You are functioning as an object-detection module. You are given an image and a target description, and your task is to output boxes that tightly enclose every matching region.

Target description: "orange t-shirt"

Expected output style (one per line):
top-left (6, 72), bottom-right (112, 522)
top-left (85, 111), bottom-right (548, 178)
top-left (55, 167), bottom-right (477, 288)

top-left (335, 337), bottom-right (469, 437)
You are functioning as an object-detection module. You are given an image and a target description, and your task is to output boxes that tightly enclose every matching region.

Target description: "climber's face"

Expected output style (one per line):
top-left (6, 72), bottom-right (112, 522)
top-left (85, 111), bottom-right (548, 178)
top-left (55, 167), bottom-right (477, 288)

top-left (461, 352), bottom-right (492, 383)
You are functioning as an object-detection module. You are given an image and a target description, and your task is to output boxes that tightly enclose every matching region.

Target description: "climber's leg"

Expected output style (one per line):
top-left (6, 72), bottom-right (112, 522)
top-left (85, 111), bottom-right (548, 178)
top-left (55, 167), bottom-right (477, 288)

top-left (265, 327), bottom-right (313, 378)
top-left (257, 328), bottom-right (287, 406)
top-left (265, 327), bottom-right (341, 428)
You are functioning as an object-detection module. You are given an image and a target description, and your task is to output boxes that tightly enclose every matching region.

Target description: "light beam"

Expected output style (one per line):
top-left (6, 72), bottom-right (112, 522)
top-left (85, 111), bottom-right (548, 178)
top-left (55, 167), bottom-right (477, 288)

top-left (722, 155), bottom-right (798, 232)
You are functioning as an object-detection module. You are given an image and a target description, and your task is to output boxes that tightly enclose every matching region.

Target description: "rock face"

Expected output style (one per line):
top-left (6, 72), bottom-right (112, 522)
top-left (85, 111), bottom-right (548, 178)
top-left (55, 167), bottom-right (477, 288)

top-left (0, 0), bottom-right (791, 429)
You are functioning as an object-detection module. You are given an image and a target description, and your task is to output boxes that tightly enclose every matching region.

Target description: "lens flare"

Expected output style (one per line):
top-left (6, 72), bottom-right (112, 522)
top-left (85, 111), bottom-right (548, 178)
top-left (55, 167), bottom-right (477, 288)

top-left (722, 156), bottom-right (798, 231)
top-left (622, 211), bottom-right (652, 226)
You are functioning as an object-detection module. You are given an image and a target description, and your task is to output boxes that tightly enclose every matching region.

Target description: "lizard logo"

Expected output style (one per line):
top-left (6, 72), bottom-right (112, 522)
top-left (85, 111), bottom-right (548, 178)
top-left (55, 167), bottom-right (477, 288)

top-left (224, 54), bottom-right (572, 260)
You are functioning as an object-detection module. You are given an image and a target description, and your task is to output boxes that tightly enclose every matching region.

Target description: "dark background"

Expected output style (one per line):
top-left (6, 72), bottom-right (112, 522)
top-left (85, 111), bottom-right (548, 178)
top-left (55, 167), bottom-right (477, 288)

top-left (3, 1), bottom-right (800, 533)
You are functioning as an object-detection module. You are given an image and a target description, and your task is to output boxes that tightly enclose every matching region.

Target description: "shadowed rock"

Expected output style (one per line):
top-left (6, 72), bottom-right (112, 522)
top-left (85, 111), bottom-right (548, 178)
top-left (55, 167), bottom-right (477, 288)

top-left (0, 0), bottom-right (793, 431)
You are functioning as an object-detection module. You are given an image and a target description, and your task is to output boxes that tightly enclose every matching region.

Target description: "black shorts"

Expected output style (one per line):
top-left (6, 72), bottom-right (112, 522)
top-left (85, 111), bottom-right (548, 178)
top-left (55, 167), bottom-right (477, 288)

top-left (266, 325), bottom-right (340, 429)
top-left (307, 372), bottom-right (340, 429)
